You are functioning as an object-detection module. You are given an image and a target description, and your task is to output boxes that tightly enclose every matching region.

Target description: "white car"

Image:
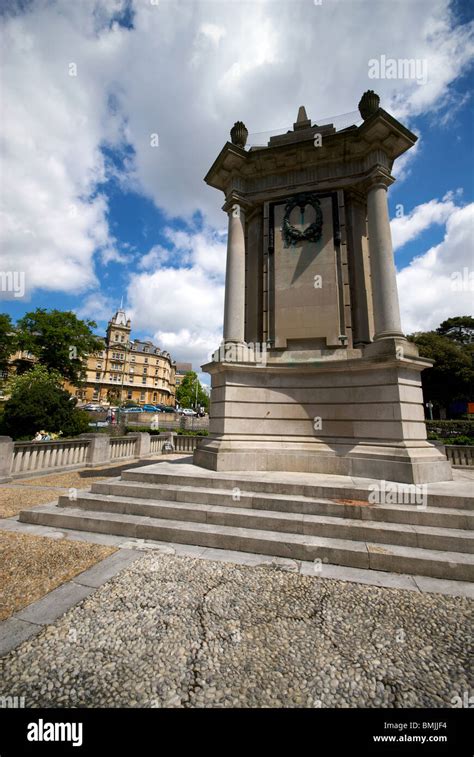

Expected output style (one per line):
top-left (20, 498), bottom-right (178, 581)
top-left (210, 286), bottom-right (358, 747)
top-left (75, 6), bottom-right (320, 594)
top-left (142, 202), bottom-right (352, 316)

top-left (180, 408), bottom-right (197, 416)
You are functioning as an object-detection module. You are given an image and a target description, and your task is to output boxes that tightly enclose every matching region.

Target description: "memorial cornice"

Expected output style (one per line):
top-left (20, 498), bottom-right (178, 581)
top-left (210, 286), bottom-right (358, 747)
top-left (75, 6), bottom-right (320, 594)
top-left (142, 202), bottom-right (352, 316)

top-left (204, 108), bottom-right (417, 199)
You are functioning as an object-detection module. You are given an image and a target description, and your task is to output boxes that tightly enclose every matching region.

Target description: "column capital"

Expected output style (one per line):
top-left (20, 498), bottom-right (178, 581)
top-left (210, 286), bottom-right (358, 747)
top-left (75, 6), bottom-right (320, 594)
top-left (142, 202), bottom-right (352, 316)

top-left (222, 193), bottom-right (252, 214)
top-left (359, 169), bottom-right (395, 196)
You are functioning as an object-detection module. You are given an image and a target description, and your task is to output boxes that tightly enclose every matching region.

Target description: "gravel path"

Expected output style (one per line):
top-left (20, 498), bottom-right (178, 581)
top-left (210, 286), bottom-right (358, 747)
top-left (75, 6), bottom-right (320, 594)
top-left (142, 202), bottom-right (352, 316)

top-left (1, 553), bottom-right (472, 708)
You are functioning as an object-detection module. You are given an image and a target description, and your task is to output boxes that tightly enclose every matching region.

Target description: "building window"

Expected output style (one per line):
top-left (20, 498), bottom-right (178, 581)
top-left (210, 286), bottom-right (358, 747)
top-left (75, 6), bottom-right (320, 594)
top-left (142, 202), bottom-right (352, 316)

top-left (96, 373), bottom-right (101, 380)
top-left (131, 356), bottom-right (135, 362)
top-left (153, 392), bottom-right (157, 401)
top-left (140, 391), bottom-right (145, 401)
top-left (142, 377), bottom-right (146, 384)
top-left (97, 363), bottom-right (102, 369)
top-left (144, 357), bottom-right (148, 364)
top-left (127, 390), bottom-right (132, 399)
top-left (93, 390), bottom-right (99, 399)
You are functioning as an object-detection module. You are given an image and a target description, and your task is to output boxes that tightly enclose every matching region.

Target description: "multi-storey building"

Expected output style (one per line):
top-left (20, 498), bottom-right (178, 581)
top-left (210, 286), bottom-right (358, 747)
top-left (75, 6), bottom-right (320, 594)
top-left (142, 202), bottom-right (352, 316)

top-left (69, 309), bottom-right (176, 406)
top-left (175, 362), bottom-right (193, 390)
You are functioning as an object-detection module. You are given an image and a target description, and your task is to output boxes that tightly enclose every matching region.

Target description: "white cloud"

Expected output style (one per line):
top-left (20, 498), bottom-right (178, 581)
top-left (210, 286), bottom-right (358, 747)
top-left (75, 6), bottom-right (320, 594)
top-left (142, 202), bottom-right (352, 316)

top-left (390, 190), bottom-right (463, 250)
top-left (77, 291), bottom-right (118, 323)
top-left (397, 203), bottom-right (474, 334)
top-left (127, 223), bottom-right (226, 367)
top-left (1, 0), bottom-right (473, 356)
top-left (0, 0), bottom-right (130, 296)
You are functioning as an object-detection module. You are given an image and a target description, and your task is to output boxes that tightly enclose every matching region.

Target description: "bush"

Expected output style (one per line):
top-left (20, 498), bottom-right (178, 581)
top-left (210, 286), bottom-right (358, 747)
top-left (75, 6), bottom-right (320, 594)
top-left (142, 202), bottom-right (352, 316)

top-left (176, 429), bottom-right (208, 436)
top-left (426, 420), bottom-right (474, 439)
top-left (429, 434), bottom-right (474, 446)
top-left (3, 366), bottom-right (91, 440)
top-left (125, 425), bottom-right (162, 435)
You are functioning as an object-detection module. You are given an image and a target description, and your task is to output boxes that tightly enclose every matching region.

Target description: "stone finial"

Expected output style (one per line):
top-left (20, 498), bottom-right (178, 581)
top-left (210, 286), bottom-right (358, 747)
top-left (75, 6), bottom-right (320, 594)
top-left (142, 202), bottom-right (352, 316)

top-left (230, 121), bottom-right (248, 148)
top-left (358, 90), bottom-right (381, 120)
top-left (294, 105), bottom-right (311, 130)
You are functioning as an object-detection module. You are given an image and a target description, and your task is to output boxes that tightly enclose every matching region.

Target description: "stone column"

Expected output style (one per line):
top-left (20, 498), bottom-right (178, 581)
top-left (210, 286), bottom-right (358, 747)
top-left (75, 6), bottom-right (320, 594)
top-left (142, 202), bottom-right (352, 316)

top-left (367, 181), bottom-right (404, 340)
top-left (128, 432), bottom-right (151, 458)
top-left (0, 436), bottom-right (13, 483)
top-left (223, 201), bottom-right (246, 344)
top-left (81, 433), bottom-right (111, 468)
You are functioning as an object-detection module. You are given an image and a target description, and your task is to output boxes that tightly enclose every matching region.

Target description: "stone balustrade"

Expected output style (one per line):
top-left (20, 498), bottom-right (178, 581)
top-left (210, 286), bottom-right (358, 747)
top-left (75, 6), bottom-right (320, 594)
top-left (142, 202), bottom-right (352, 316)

top-left (174, 435), bottom-right (201, 453)
top-left (0, 432), bottom-right (204, 482)
top-left (12, 439), bottom-right (90, 477)
top-left (110, 436), bottom-right (140, 460)
top-left (444, 445), bottom-right (474, 468)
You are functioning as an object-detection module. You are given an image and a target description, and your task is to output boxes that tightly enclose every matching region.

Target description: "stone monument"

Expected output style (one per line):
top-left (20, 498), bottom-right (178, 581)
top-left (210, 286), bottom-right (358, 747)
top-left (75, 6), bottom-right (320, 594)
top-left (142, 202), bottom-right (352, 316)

top-left (193, 91), bottom-right (452, 484)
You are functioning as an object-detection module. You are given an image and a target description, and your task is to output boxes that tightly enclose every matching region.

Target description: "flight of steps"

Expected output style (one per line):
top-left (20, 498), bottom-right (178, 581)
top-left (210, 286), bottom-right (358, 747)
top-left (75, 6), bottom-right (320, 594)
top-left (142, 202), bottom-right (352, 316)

top-left (19, 467), bottom-right (474, 581)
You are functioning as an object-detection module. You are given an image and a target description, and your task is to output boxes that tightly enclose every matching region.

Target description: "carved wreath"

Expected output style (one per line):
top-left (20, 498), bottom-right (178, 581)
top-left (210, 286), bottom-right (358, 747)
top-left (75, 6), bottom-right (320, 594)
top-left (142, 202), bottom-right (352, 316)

top-left (282, 193), bottom-right (323, 248)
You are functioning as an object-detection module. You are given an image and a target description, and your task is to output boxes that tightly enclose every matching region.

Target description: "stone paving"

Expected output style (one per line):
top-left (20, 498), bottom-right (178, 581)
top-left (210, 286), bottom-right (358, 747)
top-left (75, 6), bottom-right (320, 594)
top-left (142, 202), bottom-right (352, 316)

top-left (0, 551), bottom-right (472, 708)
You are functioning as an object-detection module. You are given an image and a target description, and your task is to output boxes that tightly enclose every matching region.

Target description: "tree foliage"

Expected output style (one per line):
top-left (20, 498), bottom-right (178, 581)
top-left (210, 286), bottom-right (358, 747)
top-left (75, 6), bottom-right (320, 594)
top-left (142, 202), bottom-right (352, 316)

top-left (0, 314), bottom-right (17, 374)
top-left (408, 318), bottom-right (474, 411)
top-left (2, 365), bottom-right (90, 440)
top-left (176, 371), bottom-right (209, 410)
top-left (15, 308), bottom-right (104, 384)
top-left (436, 315), bottom-right (474, 345)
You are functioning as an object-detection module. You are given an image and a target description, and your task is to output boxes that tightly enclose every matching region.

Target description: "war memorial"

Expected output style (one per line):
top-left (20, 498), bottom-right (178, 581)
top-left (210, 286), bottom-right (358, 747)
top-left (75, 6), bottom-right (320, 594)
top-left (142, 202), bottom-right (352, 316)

top-left (194, 90), bottom-right (452, 485)
top-left (18, 92), bottom-right (473, 584)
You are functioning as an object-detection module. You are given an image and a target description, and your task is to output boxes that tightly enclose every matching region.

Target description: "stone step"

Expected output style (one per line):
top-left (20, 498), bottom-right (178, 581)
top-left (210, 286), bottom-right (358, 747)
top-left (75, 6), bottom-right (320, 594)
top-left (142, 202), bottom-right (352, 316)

top-left (57, 492), bottom-right (474, 553)
top-left (19, 504), bottom-right (474, 581)
top-left (90, 480), bottom-right (474, 530)
top-left (119, 469), bottom-right (474, 509)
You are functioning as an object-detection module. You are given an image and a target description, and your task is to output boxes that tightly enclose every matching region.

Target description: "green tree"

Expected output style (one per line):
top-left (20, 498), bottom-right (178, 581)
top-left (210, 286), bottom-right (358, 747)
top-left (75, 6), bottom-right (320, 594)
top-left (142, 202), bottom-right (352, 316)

top-left (408, 327), bottom-right (473, 414)
top-left (436, 316), bottom-right (474, 345)
top-left (16, 308), bottom-right (104, 384)
top-left (2, 365), bottom-right (90, 440)
top-left (0, 313), bottom-right (17, 374)
top-left (176, 371), bottom-right (209, 410)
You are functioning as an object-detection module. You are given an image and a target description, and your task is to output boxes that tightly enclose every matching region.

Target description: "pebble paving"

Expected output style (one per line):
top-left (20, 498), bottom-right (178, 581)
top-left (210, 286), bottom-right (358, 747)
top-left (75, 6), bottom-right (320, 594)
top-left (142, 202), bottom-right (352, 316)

top-left (0, 553), bottom-right (472, 708)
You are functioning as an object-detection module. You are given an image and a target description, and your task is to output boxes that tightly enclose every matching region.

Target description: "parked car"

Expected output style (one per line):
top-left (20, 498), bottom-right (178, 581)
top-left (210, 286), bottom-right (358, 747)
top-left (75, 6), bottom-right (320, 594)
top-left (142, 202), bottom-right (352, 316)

top-left (142, 404), bottom-right (162, 412)
top-left (82, 404), bottom-right (103, 412)
top-left (121, 406), bottom-right (144, 413)
top-left (180, 408), bottom-right (197, 416)
top-left (88, 420), bottom-right (109, 428)
top-left (154, 404), bottom-right (176, 413)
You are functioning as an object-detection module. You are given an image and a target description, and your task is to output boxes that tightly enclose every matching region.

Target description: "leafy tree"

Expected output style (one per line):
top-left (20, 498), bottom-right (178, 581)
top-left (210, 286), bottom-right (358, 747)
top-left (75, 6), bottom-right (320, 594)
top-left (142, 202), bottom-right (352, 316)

top-left (16, 309), bottom-right (104, 384)
top-left (2, 365), bottom-right (90, 440)
top-left (408, 326), bottom-right (473, 414)
top-left (0, 313), bottom-right (17, 374)
top-left (176, 371), bottom-right (209, 410)
top-left (436, 316), bottom-right (474, 345)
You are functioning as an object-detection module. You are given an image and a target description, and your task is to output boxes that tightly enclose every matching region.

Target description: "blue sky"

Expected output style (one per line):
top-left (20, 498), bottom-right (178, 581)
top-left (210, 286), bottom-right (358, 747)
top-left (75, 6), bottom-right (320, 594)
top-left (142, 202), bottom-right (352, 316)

top-left (0, 0), bottom-right (473, 383)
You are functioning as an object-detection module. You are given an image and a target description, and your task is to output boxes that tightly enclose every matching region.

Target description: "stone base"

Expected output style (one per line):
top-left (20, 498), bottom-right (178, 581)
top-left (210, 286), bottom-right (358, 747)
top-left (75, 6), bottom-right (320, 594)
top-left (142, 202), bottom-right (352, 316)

top-left (193, 438), bottom-right (452, 485)
top-left (194, 346), bottom-right (452, 485)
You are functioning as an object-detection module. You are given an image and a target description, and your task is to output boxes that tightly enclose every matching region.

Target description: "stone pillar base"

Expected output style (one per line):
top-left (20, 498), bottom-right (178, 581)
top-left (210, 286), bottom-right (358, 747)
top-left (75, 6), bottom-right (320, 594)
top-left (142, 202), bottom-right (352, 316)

top-left (193, 438), bottom-right (451, 485)
top-left (193, 353), bottom-right (452, 485)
